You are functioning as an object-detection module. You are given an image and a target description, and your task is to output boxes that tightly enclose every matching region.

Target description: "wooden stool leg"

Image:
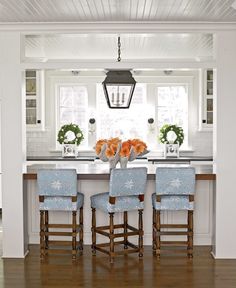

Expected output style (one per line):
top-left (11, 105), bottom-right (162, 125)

top-left (188, 210), bottom-right (194, 258)
top-left (138, 209), bottom-right (143, 257)
top-left (45, 211), bottom-right (49, 251)
top-left (124, 211), bottom-right (128, 249)
top-left (79, 207), bottom-right (83, 250)
top-left (72, 211), bottom-right (77, 260)
top-left (91, 208), bottom-right (96, 255)
top-left (152, 208), bottom-right (157, 252)
top-left (40, 210), bottom-right (45, 259)
top-left (109, 213), bottom-right (115, 263)
top-left (156, 210), bottom-right (161, 258)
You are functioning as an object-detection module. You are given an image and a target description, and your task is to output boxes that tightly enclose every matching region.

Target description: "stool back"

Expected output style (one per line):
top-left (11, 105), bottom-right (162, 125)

top-left (109, 167), bottom-right (147, 197)
top-left (37, 169), bottom-right (77, 197)
top-left (156, 167), bottom-right (195, 196)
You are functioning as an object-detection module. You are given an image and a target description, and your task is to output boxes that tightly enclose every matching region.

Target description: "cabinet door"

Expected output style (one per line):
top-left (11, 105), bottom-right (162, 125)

top-left (200, 69), bottom-right (214, 130)
top-left (26, 70), bottom-right (44, 130)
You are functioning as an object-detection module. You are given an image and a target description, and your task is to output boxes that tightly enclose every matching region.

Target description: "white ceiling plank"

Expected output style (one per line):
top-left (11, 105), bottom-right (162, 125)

top-left (0, 0), bottom-right (236, 22)
top-left (24, 33), bottom-right (214, 61)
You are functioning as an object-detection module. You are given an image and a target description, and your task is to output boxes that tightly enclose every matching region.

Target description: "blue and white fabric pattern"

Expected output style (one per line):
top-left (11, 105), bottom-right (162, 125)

top-left (91, 192), bottom-right (144, 213)
top-left (91, 167), bottom-right (147, 213)
top-left (156, 167), bottom-right (195, 195)
top-left (153, 167), bottom-right (195, 211)
top-left (109, 167), bottom-right (147, 197)
top-left (37, 169), bottom-right (83, 211)
top-left (37, 169), bottom-right (77, 196)
top-left (39, 192), bottom-right (84, 211)
top-left (152, 193), bottom-right (194, 211)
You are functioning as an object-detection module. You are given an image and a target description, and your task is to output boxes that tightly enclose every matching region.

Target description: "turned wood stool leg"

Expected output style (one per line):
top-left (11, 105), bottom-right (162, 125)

top-left (40, 211), bottom-right (45, 259)
top-left (109, 213), bottom-right (115, 263)
top-left (188, 210), bottom-right (194, 258)
top-left (124, 211), bottom-right (128, 249)
top-left (91, 208), bottom-right (96, 255)
top-left (156, 210), bottom-right (161, 258)
top-left (79, 207), bottom-right (83, 250)
top-left (45, 211), bottom-right (49, 251)
top-left (72, 211), bottom-right (77, 260)
top-left (153, 208), bottom-right (157, 252)
top-left (138, 209), bottom-right (143, 257)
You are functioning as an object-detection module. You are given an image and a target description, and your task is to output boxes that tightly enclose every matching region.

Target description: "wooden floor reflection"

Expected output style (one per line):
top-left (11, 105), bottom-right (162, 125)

top-left (0, 245), bottom-right (236, 287)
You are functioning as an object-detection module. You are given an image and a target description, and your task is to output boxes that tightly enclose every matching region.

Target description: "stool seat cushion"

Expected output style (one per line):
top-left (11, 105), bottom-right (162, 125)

top-left (91, 192), bottom-right (144, 213)
top-left (39, 192), bottom-right (84, 211)
top-left (152, 193), bottom-right (194, 211)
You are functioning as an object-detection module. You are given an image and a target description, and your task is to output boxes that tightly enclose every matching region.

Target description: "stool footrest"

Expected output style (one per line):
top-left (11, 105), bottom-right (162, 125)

top-left (161, 241), bottom-right (188, 246)
top-left (157, 231), bottom-right (191, 236)
top-left (43, 231), bottom-right (78, 237)
top-left (94, 241), bottom-right (139, 255)
top-left (160, 224), bottom-right (188, 229)
top-left (47, 224), bottom-right (80, 229)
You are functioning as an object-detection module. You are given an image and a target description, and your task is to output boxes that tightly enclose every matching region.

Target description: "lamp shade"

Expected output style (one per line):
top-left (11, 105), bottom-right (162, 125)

top-left (102, 70), bottom-right (136, 109)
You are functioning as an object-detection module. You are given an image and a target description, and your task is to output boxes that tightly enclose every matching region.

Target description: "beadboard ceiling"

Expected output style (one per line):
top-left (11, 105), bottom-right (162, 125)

top-left (25, 33), bottom-right (213, 60)
top-left (0, 0), bottom-right (236, 23)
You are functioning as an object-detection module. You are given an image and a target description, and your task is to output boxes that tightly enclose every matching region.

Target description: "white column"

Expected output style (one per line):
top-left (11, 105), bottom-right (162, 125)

top-left (213, 31), bottom-right (236, 258)
top-left (0, 32), bottom-right (26, 257)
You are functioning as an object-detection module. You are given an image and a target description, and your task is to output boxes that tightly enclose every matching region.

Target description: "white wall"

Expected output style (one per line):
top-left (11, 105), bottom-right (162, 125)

top-left (26, 70), bottom-right (213, 157)
top-left (0, 33), bottom-right (26, 257)
top-left (213, 31), bottom-right (236, 258)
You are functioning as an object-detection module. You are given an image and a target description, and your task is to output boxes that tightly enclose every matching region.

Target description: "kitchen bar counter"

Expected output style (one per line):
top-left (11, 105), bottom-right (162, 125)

top-left (24, 163), bottom-right (215, 247)
top-left (27, 155), bottom-right (213, 163)
top-left (24, 163), bottom-right (215, 180)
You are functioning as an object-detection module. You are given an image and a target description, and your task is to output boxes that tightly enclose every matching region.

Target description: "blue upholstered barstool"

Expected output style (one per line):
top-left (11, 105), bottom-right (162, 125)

top-left (152, 167), bottom-right (195, 258)
top-left (37, 169), bottom-right (84, 260)
top-left (90, 167), bottom-right (147, 263)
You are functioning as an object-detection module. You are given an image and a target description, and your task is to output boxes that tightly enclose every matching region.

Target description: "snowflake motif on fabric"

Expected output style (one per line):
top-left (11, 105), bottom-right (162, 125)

top-left (124, 179), bottom-right (134, 189)
top-left (169, 178), bottom-right (182, 188)
top-left (51, 180), bottom-right (62, 190)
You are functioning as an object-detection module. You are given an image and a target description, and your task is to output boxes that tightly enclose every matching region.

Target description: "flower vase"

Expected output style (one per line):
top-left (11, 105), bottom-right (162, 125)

top-left (109, 158), bottom-right (118, 169)
top-left (120, 157), bottom-right (128, 168)
top-left (62, 144), bottom-right (77, 157)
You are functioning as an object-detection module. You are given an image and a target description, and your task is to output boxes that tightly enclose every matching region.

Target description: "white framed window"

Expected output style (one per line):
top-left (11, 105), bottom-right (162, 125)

top-left (96, 83), bottom-right (147, 141)
top-left (156, 84), bottom-right (189, 149)
top-left (53, 75), bottom-right (193, 152)
top-left (56, 84), bottom-right (88, 148)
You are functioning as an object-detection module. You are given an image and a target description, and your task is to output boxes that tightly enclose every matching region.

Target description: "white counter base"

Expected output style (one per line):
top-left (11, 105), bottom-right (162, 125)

top-left (26, 179), bottom-right (213, 246)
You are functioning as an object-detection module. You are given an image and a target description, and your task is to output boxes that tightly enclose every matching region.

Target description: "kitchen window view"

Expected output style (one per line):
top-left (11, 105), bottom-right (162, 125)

top-left (26, 69), bottom-right (212, 158)
top-left (54, 78), bottom-right (190, 152)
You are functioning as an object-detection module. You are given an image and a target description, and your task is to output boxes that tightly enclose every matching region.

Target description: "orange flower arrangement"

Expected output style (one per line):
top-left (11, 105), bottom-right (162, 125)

top-left (95, 138), bottom-right (121, 159)
top-left (95, 137), bottom-right (148, 168)
top-left (119, 139), bottom-right (147, 158)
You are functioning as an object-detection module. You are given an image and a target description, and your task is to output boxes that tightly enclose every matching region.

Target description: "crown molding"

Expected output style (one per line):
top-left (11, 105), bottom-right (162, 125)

top-left (1, 21), bottom-right (236, 33)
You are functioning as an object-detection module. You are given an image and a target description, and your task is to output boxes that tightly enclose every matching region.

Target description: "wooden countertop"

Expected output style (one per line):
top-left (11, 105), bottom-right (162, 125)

top-left (23, 163), bottom-right (216, 181)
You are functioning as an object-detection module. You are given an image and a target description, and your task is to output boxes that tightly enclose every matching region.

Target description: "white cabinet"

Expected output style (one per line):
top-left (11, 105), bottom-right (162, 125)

top-left (199, 69), bottom-right (214, 131)
top-left (26, 70), bottom-right (45, 130)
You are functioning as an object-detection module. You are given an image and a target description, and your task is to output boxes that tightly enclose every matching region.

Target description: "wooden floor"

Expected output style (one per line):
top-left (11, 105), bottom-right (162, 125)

top-left (0, 245), bottom-right (236, 288)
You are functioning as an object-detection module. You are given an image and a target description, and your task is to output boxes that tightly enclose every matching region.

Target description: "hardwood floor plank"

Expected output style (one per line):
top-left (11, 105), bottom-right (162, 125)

top-left (0, 245), bottom-right (236, 288)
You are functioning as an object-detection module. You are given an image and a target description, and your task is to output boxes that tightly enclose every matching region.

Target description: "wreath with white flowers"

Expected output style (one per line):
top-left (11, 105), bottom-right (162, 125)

top-left (158, 124), bottom-right (184, 146)
top-left (57, 123), bottom-right (84, 146)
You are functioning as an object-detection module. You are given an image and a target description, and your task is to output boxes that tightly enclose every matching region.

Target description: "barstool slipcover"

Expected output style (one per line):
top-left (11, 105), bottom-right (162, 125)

top-left (90, 167), bottom-right (147, 263)
top-left (37, 169), bottom-right (84, 260)
top-left (152, 166), bottom-right (195, 257)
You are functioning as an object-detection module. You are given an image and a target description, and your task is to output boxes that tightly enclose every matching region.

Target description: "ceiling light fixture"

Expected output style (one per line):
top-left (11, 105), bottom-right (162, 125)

top-left (102, 36), bottom-right (136, 109)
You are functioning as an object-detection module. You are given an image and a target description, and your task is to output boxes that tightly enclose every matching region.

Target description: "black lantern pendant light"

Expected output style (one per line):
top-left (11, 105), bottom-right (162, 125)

top-left (102, 37), bottom-right (136, 109)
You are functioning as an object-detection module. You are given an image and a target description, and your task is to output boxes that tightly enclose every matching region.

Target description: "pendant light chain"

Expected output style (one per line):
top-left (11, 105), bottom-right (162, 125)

top-left (117, 36), bottom-right (121, 62)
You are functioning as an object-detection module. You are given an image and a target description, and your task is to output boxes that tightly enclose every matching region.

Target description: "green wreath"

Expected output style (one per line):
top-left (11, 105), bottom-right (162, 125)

top-left (57, 123), bottom-right (84, 146)
top-left (158, 124), bottom-right (184, 146)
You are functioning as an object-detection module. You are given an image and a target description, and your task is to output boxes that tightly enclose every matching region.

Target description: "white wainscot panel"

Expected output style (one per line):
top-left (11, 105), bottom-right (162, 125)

top-left (27, 180), bottom-right (213, 246)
